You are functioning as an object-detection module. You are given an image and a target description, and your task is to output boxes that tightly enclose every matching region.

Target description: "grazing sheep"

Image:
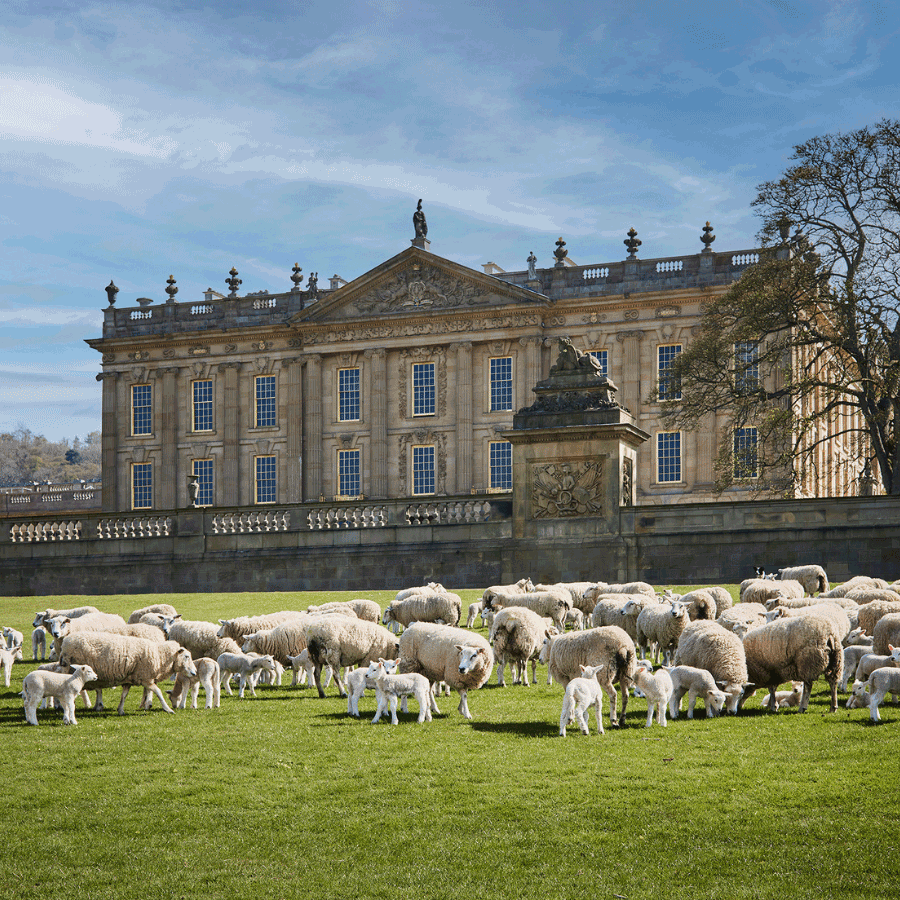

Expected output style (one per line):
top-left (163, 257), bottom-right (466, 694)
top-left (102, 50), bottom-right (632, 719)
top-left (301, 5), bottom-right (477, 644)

top-left (484, 587), bottom-right (571, 631)
top-left (850, 660), bottom-right (900, 721)
top-left (741, 615), bottom-right (844, 713)
top-left (0, 643), bottom-right (20, 687)
top-left (633, 661), bottom-right (674, 727)
top-left (168, 657), bottom-right (221, 709)
top-left (856, 600), bottom-right (900, 636)
top-left (740, 579), bottom-right (805, 605)
top-left (539, 626), bottom-right (636, 727)
top-left (466, 600), bottom-right (484, 628)
top-left (674, 620), bottom-right (750, 715)
top-left (307, 598), bottom-right (381, 622)
top-left (162, 617), bottom-right (242, 661)
top-left (481, 578), bottom-right (535, 607)
top-left (31, 627), bottom-right (46, 661)
top-left (636, 601), bottom-right (690, 665)
top-left (765, 594), bottom-right (859, 614)
top-left (679, 590), bottom-right (717, 621)
top-left (306, 618), bottom-right (400, 699)
top-left (22, 664), bottom-right (99, 726)
top-left (241, 616), bottom-right (315, 665)
top-left (347, 658), bottom-right (399, 717)
top-left (764, 603), bottom-right (852, 643)
top-left (760, 681), bottom-right (804, 711)
top-left (60, 633), bottom-right (197, 715)
top-left (398, 623), bottom-right (493, 720)
top-left (216, 611), bottom-right (306, 643)
top-left (777, 565), bottom-right (829, 595)
top-left (128, 604), bottom-right (178, 624)
top-left (558, 664), bottom-right (606, 737)
top-left (217, 652), bottom-right (277, 698)
top-left (382, 591), bottom-right (463, 632)
top-left (489, 606), bottom-right (553, 686)
top-left (371, 660), bottom-right (434, 725)
top-left (613, 594), bottom-right (662, 642)
top-left (665, 665), bottom-right (728, 719)
top-left (717, 603), bottom-right (768, 633)
top-left (873, 613), bottom-right (900, 655)
top-left (821, 576), bottom-right (889, 598)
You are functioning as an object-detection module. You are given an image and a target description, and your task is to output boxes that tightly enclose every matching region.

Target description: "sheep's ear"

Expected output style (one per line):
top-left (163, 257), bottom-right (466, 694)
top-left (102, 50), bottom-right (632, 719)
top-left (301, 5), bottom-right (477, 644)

top-left (890, 644), bottom-right (895, 653)
top-left (455, 644), bottom-right (464, 652)
top-left (716, 680), bottom-right (728, 690)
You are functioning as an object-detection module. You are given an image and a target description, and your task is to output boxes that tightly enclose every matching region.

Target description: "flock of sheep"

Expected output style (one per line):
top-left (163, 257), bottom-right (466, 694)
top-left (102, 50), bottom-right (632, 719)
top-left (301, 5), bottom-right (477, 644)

top-left (6, 563), bottom-right (900, 730)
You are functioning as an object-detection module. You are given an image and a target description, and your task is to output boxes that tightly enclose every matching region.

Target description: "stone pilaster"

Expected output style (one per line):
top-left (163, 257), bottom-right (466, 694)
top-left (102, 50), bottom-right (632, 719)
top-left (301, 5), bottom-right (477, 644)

top-left (219, 362), bottom-right (242, 506)
top-left (303, 354), bottom-right (323, 500)
top-left (282, 358), bottom-right (303, 503)
top-left (616, 330), bottom-right (644, 419)
top-left (159, 367), bottom-right (180, 509)
top-left (96, 372), bottom-right (119, 512)
top-left (454, 342), bottom-right (473, 492)
top-left (365, 348), bottom-right (387, 498)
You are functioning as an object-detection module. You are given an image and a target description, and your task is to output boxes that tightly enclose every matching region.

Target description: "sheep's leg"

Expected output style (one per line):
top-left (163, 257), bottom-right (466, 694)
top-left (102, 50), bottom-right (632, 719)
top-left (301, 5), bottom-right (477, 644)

top-left (602, 680), bottom-right (619, 727)
top-left (372, 690), bottom-right (386, 723)
top-left (148, 682), bottom-right (175, 714)
top-left (798, 681), bottom-right (812, 713)
top-left (658, 699), bottom-right (667, 727)
top-left (418, 689), bottom-right (431, 722)
top-left (669, 688), bottom-right (682, 720)
top-left (220, 670), bottom-right (233, 696)
top-left (191, 682), bottom-right (201, 709)
top-left (496, 657), bottom-right (506, 687)
top-left (63, 695), bottom-right (77, 725)
top-left (93, 688), bottom-right (105, 711)
top-left (322, 649), bottom-right (347, 697)
top-left (870, 689), bottom-right (885, 722)
top-left (592, 697), bottom-right (605, 735)
top-left (428, 682), bottom-right (441, 715)
top-left (457, 689), bottom-right (472, 720)
top-left (118, 685), bottom-right (130, 715)
top-left (389, 695), bottom-right (399, 725)
top-left (530, 659), bottom-right (537, 685)
top-left (24, 696), bottom-right (39, 725)
top-left (212, 678), bottom-right (221, 708)
top-left (827, 678), bottom-right (838, 713)
top-left (645, 702), bottom-right (654, 728)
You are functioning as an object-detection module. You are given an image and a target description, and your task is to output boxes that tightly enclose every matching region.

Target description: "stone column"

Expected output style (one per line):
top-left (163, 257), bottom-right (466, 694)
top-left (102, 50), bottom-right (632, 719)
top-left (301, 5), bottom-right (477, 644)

top-left (96, 372), bottom-right (119, 512)
top-left (282, 358), bottom-right (303, 503)
top-left (219, 362), bottom-right (242, 506)
top-left (454, 342), bottom-right (473, 492)
top-left (159, 367), bottom-right (180, 509)
top-left (303, 354), bottom-right (323, 500)
top-left (616, 331), bottom-right (644, 420)
top-left (365, 348), bottom-right (387, 498)
top-left (520, 336), bottom-right (542, 407)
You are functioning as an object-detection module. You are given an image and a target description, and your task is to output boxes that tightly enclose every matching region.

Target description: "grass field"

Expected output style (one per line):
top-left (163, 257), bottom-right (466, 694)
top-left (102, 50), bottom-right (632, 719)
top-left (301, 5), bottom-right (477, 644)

top-left (1, 588), bottom-right (897, 900)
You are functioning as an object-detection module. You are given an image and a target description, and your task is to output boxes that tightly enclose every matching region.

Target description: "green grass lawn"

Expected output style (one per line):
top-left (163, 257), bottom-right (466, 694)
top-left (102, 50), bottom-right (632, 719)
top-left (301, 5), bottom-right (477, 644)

top-left (0, 588), bottom-right (896, 900)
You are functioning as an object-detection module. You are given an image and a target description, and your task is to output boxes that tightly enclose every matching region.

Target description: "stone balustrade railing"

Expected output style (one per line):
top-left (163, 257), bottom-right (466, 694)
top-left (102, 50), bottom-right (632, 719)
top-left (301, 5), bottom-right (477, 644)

top-left (0, 484), bottom-right (101, 515)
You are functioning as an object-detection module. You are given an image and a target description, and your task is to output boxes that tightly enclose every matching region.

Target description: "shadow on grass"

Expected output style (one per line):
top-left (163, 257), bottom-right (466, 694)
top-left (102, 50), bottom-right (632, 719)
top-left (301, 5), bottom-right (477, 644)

top-left (471, 719), bottom-right (558, 737)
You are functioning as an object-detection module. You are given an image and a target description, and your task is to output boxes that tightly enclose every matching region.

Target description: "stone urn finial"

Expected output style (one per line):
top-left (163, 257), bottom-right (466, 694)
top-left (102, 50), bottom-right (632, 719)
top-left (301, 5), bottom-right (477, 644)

top-left (624, 227), bottom-right (641, 259)
top-left (104, 280), bottom-right (119, 306)
top-left (226, 267), bottom-right (242, 297)
top-left (165, 275), bottom-right (178, 304)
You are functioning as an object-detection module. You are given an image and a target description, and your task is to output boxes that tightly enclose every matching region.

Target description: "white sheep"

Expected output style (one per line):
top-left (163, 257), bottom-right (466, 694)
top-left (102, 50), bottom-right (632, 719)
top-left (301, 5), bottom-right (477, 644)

top-left (679, 590), bottom-right (717, 622)
top-left (633, 661), bottom-right (674, 727)
top-left (394, 582), bottom-right (448, 602)
top-left (489, 606), bottom-right (554, 686)
top-left (45, 612), bottom-right (129, 658)
top-left (852, 650), bottom-right (900, 687)
top-left (346, 658), bottom-right (399, 717)
top-left (665, 665), bottom-right (728, 719)
top-left (59, 633), bottom-right (197, 715)
top-left (856, 599), bottom-right (900, 636)
top-left (168, 657), bottom-right (221, 709)
top-left (162, 616), bottom-right (242, 661)
top-left (306, 618), bottom-right (400, 698)
top-left (31, 627), bottom-right (46, 661)
top-left (583, 582), bottom-right (656, 608)
top-left (535, 582), bottom-right (598, 615)
top-left (466, 600), bottom-right (484, 628)
top-left (872, 613), bottom-right (900, 655)
top-left (481, 578), bottom-right (535, 607)
top-left (610, 593), bottom-right (662, 642)
top-left (540, 626), bottom-right (636, 727)
top-left (382, 591), bottom-right (462, 632)
top-left (764, 603), bottom-right (851, 643)
top-left (701, 586), bottom-right (734, 617)
top-left (128, 604), bottom-right (179, 624)
top-left (0, 642), bottom-right (20, 687)
top-left (558, 664), bottom-right (606, 737)
top-left (22, 664), bottom-right (99, 726)
top-left (216, 611), bottom-right (306, 643)
top-left (717, 603), bottom-right (768, 633)
top-left (3, 627), bottom-right (24, 661)
top-left (398, 623), bottom-right (493, 720)
top-left (371, 660), bottom-right (434, 725)
top-left (850, 659), bottom-right (900, 721)
top-left (217, 652), bottom-right (277, 698)
top-left (740, 579), bottom-right (805, 605)
top-left (635, 600), bottom-right (690, 665)
top-left (307, 598), bottom-right (381, 622)
top-left (777, 565), bottom-right (829, 595)
top-left (484, 587), bottom-right (571, 631)
top-left (760, 681), bottom-right (804, 711)
top-left (287, 649), bottom-right (338, 689)
top-left (565, 608), bottom-right (585, 631)
top-left (674, 620), bottom-right (751, 715)
top-left (32, 606), bottom-right (100, 630)
top-left (841, 645), bottom-right (877, 692)
top-left (241, 615), bottom-right (315, 664)
top-left (820, 576), bottom-right (889, 598)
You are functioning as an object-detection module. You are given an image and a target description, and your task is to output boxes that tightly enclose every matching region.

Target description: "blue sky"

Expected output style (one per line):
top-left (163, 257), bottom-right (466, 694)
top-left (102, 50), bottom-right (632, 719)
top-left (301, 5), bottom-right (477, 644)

top-left (1, 0), bottom-right (897, 441)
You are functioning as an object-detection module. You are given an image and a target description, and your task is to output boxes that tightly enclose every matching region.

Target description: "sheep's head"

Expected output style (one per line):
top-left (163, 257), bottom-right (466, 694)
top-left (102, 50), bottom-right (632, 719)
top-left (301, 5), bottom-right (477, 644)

top-left (538, 630), bottom-right (557, 664)
top-left (161, 615), bottom-right (181, 637)
top-left (175, 648), bottom-right (197, 679)
top-left (455, 644), bottom-right (488, 674)
top-left (621, 599), bottom-right (640, 616)
top-left (888, 644), bottom-right (900, 664)
top-left (732, 622), bottom-right (751, 639)
top-left (49, 617), bottom-right (71, 640)
top-left (670, 602), bottom-right (688, 619)
top-left (706, 689), bottom-right (728, 716)
top-left (579, 663), bottom-right (606, 681)
top-left (382, 608), bottom-right (395, 626)
top-left (73, 664), bottom-right (98, 684)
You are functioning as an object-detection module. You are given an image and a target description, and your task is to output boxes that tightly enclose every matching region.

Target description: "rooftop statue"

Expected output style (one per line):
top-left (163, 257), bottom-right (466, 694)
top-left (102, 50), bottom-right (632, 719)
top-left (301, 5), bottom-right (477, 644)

top-left (550, 337), bottom-right (603, 375)
top-left (413, 199), bottom-right (428, 239)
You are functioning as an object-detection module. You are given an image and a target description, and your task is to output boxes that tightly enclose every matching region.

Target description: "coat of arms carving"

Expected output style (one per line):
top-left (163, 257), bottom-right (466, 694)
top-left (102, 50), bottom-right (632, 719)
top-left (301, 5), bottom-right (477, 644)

top-left (531, 461), bottom-right (605, 518)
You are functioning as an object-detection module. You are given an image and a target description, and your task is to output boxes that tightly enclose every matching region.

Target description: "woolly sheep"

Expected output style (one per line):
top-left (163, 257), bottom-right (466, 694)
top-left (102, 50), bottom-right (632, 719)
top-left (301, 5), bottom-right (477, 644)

top-left (489, 606), bottom-right (552, 686)
top-left (168, 657), bottom-right (221, 709)
top-left (307, 618), bottom-right (400, 699)
top-left (636, 601), bottom-right (690, 665)
top-left (216, 611), bottom-right (306, 643)
top-left (841, 645), bottom-right (877, 692)
top-left (539, 626), bottom-right (636, 727)
top-left (482, 578), bottom-right (535, 606)
top-left (558, 664), bottom-right (606, 736)
top-left (60, 633), bottom-right (197, 715)
top-left (22, 664), bottom-right (98, 726)
top-left (679, 590), bottom-right (717, 621)
top-left (128, 604), bottom-right (179, 624)
top-left (583, 582), bottom-right (656, 609)
top-left (307, 598), bottom-right (381, 622)
top-left (821, 576), bottom-right (889, 598)
top-left (382, 591), bottom-right (463, 632)
top-left (32, 606), bottom-right (100, 629)
top-left (347, 658), bottom-right (399, 716)
top-left (31, 627), bottom-right (45, 661)
top-left (850, 653), bottom-right (900, 721)
top-left (590, 595), bottom-right (634, 631)
top-left (217, 651), bottom-right (277, 698)
top-left (740, 579), bottom-right (805, 605)
top-left (852, 650), bottom-right (900, 686)
top-left (764, 603), bottom-right (851, 643)
top-left (241, 615), bottom-right (315, 664)
top-left (843, 627), bottom-right (873, 648)
top-left (612, 594), bottom-right (662, 642)
top-left (535, 582), bottom-right (597, 615)
top-left (565, 608), bottom-right (585, 631)
top-left (760, 681), bottom-right (804, 711)
top-left (741, 615), bottom-right (844, 713)
top-left (484, 587), bottom-right (571, 631)
top-left (0, 642), bottom-right (19, 687)
top-left (162, 617), bottom-right (242, 661)
top-left (701, 586), bottom-right (734, 617)
top-left (665, 665), bottom-right (728, 719)
top-left (856, 600), bottom-right (900, 635)
top-left (717, 603), bottom-right (768, 633)
top-left (371, 660), bottom-right (434, 725)
top-left (777, 565), bottom-right (829, 595)
top-left (633, 661), bottom-right (674, 728)
top-left (674, 620), bottom-right (750, 714)
top-left (3, 626), bottom-right (24, 658)
top-left (394, 582), bottom-right (448, 602)
top-left (398, 622), bottom-right (494, 720)
top-left (873, 613), bottom-right (900, 655)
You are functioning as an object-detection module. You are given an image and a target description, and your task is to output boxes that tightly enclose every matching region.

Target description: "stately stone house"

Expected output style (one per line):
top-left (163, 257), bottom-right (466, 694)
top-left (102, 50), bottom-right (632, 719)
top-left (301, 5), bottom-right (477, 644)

top-left (86, 216), bottom-right (860, 514)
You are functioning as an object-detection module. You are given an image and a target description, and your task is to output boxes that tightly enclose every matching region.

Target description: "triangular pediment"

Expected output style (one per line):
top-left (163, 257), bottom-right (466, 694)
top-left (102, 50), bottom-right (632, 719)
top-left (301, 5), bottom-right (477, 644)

top-left (293, 247), bottom-right (546, 325)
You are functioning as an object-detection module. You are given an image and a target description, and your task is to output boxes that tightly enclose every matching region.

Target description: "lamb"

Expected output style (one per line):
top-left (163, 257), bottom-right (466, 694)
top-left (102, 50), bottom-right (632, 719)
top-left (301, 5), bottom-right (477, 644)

top-left (674, 620), bottom-right (750, 714)
top-left (565, 608), bottom-right (585, 631)
top-left (466, 600), bottom-right (484, 628)
top-left (371, 660), bottom-right (434, 725)
top-left (59, 633), bottom-right (197, 715)
top-left (777, 565), bottom-right (829, 595)
top-left (168, 657), bottom-right (221, 709)
top-left (217, 652), bottom-right (277, 698)
top-left (558, 664), bottom-right (606, 737)
top-left (852, 650), bottom-right (900, 686)
top-left (539, 626), bottom-right (636, 727)
top-left (216, 611), bottom-right (306, 643)
top-left (665, 665), bottom-right (728, 719)
top-left (841, 645), bottom-right (879, 692)
top-left (850, 652), bottom-right (900, 721)
top-left (240, 615), bottom-right (315, 665)
top-left (740, 579), bottom-right (805, 605)
top-left (31, 627), bottom-right (46, 661)
top-left (22, 664), bottom-right (99, 726)
top-left (856, 600), bottom-right (900, 635)
top-left (741, 615), bottom-right (844, 713)
top-left (679, 590), bottom-right (717, 621)
top-left (0, 642), bottom-right (20, 687)
top-left (398, 622), bottom-right (493, 720)
top-left (128, 603), bottom-right (178, 624)
top-left (162, 616), bottom-right (242, 661)
top-left (633, 661), bottom-right (674, 727)
top-left (3, 626), bottom-right (24, 660)
top-left (760, 681), bottom-right (804, 711)
top-left (484, 587), bottom-right (571, 631)
top-left (306, 618), bottom-right (400, 698)
top-left (382, 591), bottom-right (463, 632)
top-left (873, 613), bottom-right (900, 655)
top-left (489, 606), bottom-right (553, 686)
top-left (347, 658), bottom-right (399, 716)
top-left (636, 600), bottom-right (690, 665)
top-left (843, 627), bottom-right (873, 647)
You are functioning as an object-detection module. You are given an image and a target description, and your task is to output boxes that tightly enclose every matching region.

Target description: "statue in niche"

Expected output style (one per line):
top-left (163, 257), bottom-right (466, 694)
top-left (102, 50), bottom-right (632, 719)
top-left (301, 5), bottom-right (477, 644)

top-left (187, 475), bottom-right (201, 508)
top-left (413, 199), bottom-right (428, 238)
top-left (622, 458), bottom-right (633, 507)
top-left (527, 251), bottom-right (537, 280)
top-left (550, 337), bottom-right (603, 375)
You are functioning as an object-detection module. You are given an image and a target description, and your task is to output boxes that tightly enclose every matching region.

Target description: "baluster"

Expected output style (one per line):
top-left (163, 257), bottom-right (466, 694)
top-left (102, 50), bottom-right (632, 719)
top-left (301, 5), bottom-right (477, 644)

top-left (10, 524), bottom-right (19, 542)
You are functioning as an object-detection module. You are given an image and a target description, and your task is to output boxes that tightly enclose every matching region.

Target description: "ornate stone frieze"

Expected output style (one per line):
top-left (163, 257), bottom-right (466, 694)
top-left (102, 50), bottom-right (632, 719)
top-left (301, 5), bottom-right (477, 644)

top-left (188, 346), bottom-right (210, 357)
top-left (623, 310), bottom-right (639, 321)
top-left (656, 305), bottom-right (681, 318)
top-left (616, 330), bottom-right (644, 342)
top-left (582, 312), bottom-right (606, 325)
top-left (532, 461), bottom-right (604, 519)
top-left (352, 263), bottom-right (489, 315)
top-left (128, 351), bottom-right (150, 362)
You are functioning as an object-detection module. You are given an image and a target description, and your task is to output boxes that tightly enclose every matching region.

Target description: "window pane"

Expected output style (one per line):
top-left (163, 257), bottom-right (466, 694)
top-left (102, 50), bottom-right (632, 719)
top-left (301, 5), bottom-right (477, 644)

top-left (490, 357), bottom-right (513, 412)
top-left (412, 445), bottom-right (435, 495)
top-left (734, 427), bottom-right (759, 479)
top-left (338, 449), bottom-right (361, 496)
top-left (588, 350), bottom-right (608, 376)
top-left (489, 441), bottom-right (512, 490)
top-left (255, 376), bottom-right (276, 427)
top-left (193, 380), bottom-right (213, 432)
top-left (192, 459), bottom-right (213, 506)
top-left (735, 341), bottom-right (759, 394)
top-left (255, 455), bottom-right (277, 503)
top-left (657, 432), bottom-right (681, 483)
top-left (339, 368), bottom-right (361, 422)
top-left (132, 462), bottom-right (152, 508)
top-left (413, 363), bottom-right (435, 416)
top-left (658, 345), bottom-right (682, 401)
top-left (132, 384), bottom-right (153, 436)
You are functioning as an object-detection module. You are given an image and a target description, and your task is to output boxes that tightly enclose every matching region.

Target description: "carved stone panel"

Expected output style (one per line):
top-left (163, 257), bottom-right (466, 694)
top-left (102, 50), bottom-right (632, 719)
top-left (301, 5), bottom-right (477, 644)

top-left (531, 461), bottom-right (604, 519)
top-left (352, 263), bottom-right (491, 315)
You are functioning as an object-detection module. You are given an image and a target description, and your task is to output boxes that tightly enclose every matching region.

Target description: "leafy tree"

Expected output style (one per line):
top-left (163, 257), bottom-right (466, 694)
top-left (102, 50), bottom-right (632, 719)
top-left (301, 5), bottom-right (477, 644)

top-left (0, 427), bottom-right (101, 488)
top-left (659, 120), bottom-right (900, 496)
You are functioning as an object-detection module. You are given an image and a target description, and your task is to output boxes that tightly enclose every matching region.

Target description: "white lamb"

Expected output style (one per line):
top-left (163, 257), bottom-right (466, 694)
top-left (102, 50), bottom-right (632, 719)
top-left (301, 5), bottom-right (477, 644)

top-left (3, 627), bottom-right (24, 660)
top-left (1, 642), bottom-right (20, 687)
top-left (347, 658), bottom-right (399, 717)
top-left (371, 659), bottom-right (434, 725)
top-left (558, 664), bottom-right (606, 737)
top-left (22, 664), bottom-right (98, 726)
top-left (760, 680), bottom-right (804, 711)
top-left (850, 661), bottom-right (900, 722)
top-left (217, 652), bottom-right (277, 698)
top-left (665, 665), bottom-right (728, 719)
top-left (466, 600), bottom-right (484, 628)
top-left (168, 657), bottom-right (221, 709)
top-left (32, 627), bottom-right (46, 661)
top-left (633, 661), bottom-right (674, 727)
